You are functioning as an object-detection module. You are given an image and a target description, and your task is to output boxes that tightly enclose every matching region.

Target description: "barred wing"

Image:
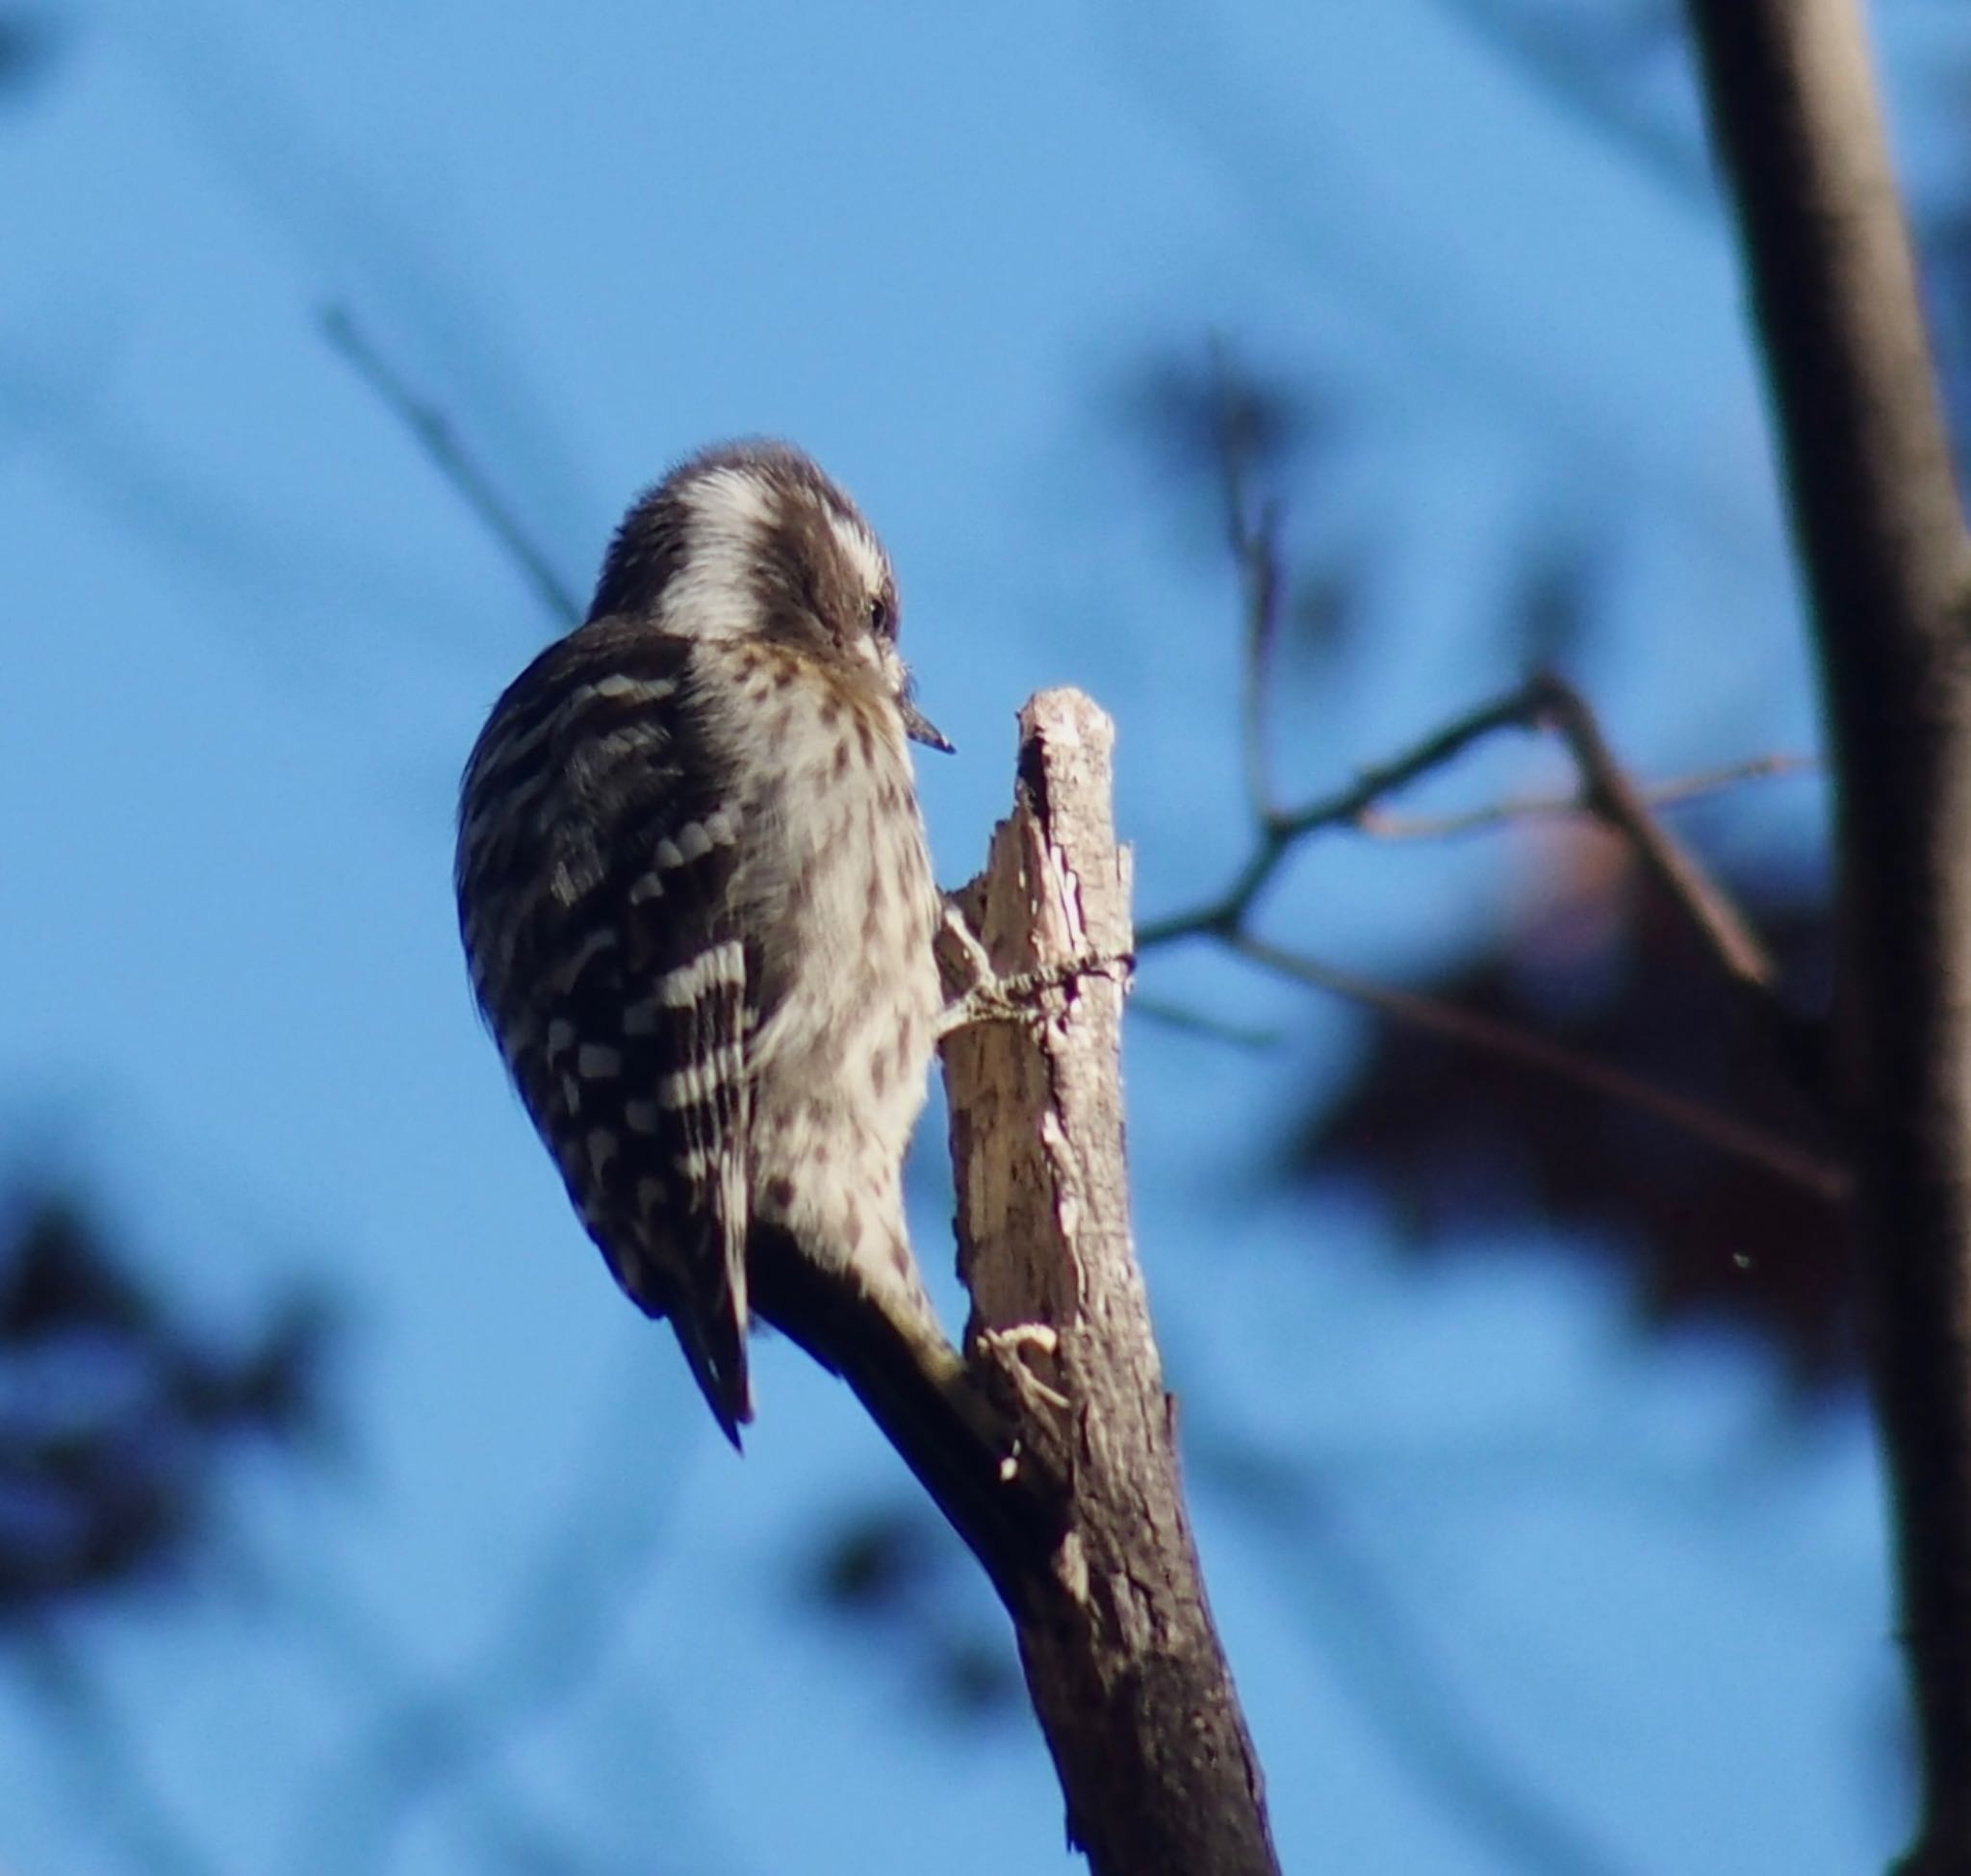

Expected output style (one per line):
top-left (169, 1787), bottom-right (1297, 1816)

top-left (457, 621), bottom-right (755, 1440)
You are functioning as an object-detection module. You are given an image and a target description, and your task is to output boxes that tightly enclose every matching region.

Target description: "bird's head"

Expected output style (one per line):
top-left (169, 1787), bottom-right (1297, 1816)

top-left (589, 440), bottom-right (951, 752)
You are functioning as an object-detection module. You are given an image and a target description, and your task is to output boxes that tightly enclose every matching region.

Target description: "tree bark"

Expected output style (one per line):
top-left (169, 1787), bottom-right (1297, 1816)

top-left (938, 689), bottom-right (1280, 1876)
top-left (1686, 4), bottom-right (1971, 1868)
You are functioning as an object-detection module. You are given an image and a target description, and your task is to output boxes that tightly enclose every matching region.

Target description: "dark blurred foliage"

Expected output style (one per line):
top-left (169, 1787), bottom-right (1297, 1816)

top-left (799, 1501), bottom-right (1022, 1721)
top-left (0, 1188), bottom-right (332, 1619)
top-left (1113, 347), bottom-right (1330, 501)
top-left (1292, 835), bottom-right (1850, 1394)
top-left (0, 8), bottom-right (64, 107)
top-left (1112, 347), bottom-right (1365, 676)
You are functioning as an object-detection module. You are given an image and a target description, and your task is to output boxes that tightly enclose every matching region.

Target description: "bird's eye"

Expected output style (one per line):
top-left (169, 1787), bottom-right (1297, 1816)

top-left (867, 594), bottom-right (896, 640)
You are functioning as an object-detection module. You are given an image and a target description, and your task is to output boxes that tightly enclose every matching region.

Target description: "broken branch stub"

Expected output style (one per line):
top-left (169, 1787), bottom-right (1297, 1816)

top-left (940, 688), bottom-right (1278, 1876)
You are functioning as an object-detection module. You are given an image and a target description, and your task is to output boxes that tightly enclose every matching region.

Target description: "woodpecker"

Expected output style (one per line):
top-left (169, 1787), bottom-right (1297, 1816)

top-left (455, 442), bottom-right (1033, 1542)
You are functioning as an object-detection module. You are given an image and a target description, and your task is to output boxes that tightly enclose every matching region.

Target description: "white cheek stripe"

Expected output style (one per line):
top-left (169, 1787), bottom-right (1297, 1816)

top-left (662, 468), bottom-right (779, 644)
top-left (829, 510), bottom-right (889, 601)
top-left (687, 466), bottom-right (778, 534)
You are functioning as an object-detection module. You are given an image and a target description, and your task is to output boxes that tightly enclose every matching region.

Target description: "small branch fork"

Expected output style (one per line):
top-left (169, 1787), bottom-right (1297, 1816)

top-left (1141, 666), bottom-right (1792, 989)
top-left (1140, 363), bottom-right (1835, 1195)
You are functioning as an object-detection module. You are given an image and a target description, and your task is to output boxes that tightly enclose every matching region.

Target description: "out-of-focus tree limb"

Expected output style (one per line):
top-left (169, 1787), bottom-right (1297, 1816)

top-left (1686, 3), bottom-right (1971, 1869)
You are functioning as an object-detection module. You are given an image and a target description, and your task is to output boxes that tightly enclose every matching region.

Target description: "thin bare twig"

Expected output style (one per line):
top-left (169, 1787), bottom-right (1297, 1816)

top-left (1360, 750), bottom-right (1816, 839)
top-left (1535, 672), bottom-right (1777, 995)
top-left (1223, 932), bottom-right (1848, 1203)
top-left (1237, 497), bottom-right (1284, 824)
top-left (1138, 679), bottom-right (1551, 947)
top-left (1210, 342), bottom-right (1287, 825)
top-left (1129, 992), bottom-right (1283, 1049)
top-left (320, 304), bottom-right (583, 627)
top-left (1146, 664), bottom-right (1791, 1020)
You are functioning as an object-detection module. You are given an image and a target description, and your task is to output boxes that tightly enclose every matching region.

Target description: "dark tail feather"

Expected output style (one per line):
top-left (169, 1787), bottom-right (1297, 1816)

top-left (592, 1210), bottom-right (753, 1446)
top-left (672, 1307), bottom-right (751, 1449)
top-left (750, 1230), bottom-right (1062, 1590)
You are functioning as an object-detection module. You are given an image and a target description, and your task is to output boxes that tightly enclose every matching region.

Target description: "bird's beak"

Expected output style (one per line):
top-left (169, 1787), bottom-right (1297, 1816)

top-left (900, 691), bottom-right (954, 754)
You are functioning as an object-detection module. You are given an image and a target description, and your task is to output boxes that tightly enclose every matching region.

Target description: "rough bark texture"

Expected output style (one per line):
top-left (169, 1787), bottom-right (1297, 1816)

top-left (938, 689), bottom-right (1279, 1876)
top-left (1687, 4), bottom-right (1971, 1868)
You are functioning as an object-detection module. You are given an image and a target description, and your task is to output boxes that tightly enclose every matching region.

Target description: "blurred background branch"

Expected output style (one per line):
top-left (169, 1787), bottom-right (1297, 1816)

top-left (320, 304), bottom-right (582, 629)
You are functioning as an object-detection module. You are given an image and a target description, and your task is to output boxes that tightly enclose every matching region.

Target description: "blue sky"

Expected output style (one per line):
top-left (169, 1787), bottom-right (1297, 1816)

top-left (0, 1), bottom-right (1949, 1870)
